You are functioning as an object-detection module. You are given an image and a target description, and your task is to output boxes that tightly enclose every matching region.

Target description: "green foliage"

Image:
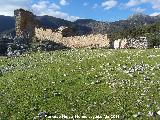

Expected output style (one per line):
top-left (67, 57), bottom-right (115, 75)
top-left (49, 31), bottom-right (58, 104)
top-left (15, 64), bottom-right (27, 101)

top-left (145, 33), bottom-right (160, 47)
top-left (0, 49), bottom-right (160, 119)
top-left (109, 22), bottom-right (160, 47)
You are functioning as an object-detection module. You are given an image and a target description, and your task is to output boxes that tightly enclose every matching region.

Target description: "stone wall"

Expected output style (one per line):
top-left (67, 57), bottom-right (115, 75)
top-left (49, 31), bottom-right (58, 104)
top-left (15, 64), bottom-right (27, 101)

top-left (128, 37), bottom-right (148, 49)
top-left (14, 9), bottom-right (35, 40)
top-left (35, 27), bottom-right (110, 48)
top-left (13, 9), bottom-right (109, 49)
top-left (114, 37), bottom-right (149, 49)
top-left (114, 38), bottom-right (128, 49)
top-left (114, 39), bottom-right (121, 49)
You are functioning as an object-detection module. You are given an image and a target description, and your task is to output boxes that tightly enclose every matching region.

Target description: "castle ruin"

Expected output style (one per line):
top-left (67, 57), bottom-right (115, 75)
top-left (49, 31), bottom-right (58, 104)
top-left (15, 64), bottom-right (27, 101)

top-left (14, 9), bottom-right (110, 48)
top-left (14, 9), bottom-right (35, 43)
top-left (35, 27), bottom-right (110, 48)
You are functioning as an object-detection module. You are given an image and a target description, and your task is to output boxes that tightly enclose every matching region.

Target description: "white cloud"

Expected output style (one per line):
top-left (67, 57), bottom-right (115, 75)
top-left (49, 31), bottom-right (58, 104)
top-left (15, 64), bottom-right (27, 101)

top-left (102, 0), bottom-right (118, 10)
top-left (83, 2), bottom-right (89, 7)
top-left (152, 0), bottom-right (160, 9)
top-left (126, 0), bottom-right (142, 7)
top-left (31, 1), bottom-right (80, 21)
top-left (32, 1), bottom-right (60, 11)
top-left (0, 0), bottom-right (79, 21)
top-left (126, 0), bottom-right (160, 10)
top-left (150, 12), bottom-right (160, 16)
top-left (93, 3), bottom-right (98, 9)
top-left (132, 7), bottom-right (146, 13)
top-left (59, 0), bottom-right (69, 6)
top-left (0, 0), bottom-right (31, 16)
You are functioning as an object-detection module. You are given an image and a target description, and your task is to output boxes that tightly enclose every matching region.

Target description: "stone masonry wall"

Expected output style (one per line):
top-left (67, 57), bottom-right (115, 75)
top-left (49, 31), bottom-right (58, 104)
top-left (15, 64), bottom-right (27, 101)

top-left (14, 9), bottom-right (35, 39)
top-left (35, 27), bottom-right (110, 48)
top-left (14, 9), bottom-right (110, 48)
top-left (114, 37), bottom-right (149, 49)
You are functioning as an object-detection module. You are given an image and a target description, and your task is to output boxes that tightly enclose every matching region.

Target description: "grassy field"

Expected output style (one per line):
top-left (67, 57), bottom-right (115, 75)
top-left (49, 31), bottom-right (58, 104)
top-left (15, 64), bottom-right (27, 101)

top-left (0, 49), bottom-right (160, 119)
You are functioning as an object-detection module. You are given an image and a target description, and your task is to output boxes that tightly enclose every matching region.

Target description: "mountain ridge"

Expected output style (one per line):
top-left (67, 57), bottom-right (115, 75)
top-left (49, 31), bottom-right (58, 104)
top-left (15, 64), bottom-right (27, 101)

top-left (1, 12), bottom-right (160, 38)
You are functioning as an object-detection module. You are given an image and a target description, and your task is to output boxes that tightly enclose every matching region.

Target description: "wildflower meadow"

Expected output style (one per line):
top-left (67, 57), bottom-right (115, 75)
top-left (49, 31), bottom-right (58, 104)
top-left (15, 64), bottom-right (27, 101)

top-left (0, 49), bottom-right (160, 119)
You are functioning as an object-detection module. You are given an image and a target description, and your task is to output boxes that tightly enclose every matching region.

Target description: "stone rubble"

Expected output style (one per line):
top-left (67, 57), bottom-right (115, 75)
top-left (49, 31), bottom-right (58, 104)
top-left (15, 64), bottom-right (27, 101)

top-left (114, 37), bottom-right (149, 49)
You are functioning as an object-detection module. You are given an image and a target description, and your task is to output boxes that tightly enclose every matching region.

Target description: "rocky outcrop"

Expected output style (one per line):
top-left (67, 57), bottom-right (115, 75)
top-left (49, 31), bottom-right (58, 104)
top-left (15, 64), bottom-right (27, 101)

top-left (14, 9), bottom-right (35, 43)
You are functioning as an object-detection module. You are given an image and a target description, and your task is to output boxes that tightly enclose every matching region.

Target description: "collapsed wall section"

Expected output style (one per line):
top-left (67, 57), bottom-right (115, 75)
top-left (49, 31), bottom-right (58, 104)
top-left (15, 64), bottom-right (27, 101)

top-left (114, 37), bottom-right (149, 49)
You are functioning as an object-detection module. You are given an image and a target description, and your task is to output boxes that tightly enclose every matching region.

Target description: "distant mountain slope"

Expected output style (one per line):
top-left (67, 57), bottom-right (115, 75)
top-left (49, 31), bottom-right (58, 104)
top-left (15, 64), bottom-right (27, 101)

top-left (1, 13), bottom-right (160, 38)
top-left (0, 15), bottom-right (15, 33)
top-left (36, 16), bottom-right (92, 36)
top-left (36, 15), bottom-right (73, 29)
top-left (109, 14), bottom-right (160, 32)
top-left (74, 19), bottom-right (109, 34)
top-left (74, 13), bottom-right (160, 35)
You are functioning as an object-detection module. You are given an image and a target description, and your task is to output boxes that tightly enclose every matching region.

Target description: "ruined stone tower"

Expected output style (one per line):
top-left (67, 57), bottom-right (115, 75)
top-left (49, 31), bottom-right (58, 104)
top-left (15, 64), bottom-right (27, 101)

top-left (14, 9), bottom-right (35, 43)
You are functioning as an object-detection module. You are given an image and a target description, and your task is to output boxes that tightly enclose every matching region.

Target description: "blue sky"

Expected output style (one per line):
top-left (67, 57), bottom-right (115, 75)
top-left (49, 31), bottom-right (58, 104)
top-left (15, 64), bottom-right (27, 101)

top-left (1, 0), bottom-right (160, 22)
